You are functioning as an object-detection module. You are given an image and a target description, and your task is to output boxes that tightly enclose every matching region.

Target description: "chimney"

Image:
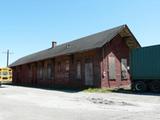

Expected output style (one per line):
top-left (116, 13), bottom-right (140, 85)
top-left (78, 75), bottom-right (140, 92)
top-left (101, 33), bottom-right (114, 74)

top-left (52, 41), bottom-right (57, 48)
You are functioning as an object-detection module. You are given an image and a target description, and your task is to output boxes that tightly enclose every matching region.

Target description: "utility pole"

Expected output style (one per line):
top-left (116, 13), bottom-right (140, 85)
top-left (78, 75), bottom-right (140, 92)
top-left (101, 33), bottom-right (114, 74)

top-left (7, 49), bottom-right (9, 67)
top-left (2, 49), bottom-right (13, 67)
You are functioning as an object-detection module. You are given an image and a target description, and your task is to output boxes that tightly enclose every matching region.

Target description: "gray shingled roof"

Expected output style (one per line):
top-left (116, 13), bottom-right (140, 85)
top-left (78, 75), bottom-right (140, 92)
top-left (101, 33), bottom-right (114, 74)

top-left (9, 25), bottom-right (135, 67)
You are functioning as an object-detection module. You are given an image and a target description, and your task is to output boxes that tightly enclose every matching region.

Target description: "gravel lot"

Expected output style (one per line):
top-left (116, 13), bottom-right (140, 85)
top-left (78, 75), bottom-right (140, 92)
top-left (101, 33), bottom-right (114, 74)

top-left (0, 85), bottom-right (160, 120)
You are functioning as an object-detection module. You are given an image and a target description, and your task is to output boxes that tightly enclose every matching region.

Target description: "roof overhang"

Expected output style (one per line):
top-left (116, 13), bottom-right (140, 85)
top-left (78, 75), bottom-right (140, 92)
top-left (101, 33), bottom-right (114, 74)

top-left (119, 25), bottom-right (141, 49)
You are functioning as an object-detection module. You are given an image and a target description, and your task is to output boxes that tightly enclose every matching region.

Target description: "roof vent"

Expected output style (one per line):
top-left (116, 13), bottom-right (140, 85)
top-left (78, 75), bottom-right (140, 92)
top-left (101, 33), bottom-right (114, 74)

top-left (66, 44), bottom-right (71, 49)
top-left (52, 41), bottom-right (57, 48)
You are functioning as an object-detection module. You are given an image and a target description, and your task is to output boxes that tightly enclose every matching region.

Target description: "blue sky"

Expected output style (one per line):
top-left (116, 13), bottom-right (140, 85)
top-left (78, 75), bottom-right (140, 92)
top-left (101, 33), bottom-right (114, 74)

top-left (0, 0), bottom-right (160, 67)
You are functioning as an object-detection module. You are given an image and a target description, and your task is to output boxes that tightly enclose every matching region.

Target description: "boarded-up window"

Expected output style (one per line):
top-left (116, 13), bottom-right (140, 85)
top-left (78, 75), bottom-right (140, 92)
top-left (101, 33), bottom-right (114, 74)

top-left (85, 62), bottom-right (93, 86)
top-left (43, 65), bottom-right (47, 80)
top-left (28, 65), bottom-right (32, 79)
top-left (37, 63), bottom-right (43, 80)
top-left (108, 56), bottom-right (116, 79)
top-left (76, 61), bottom-right (81, 79)
top-left (58, 62), bottom-right (61, 72)
top-left (47, 63), bottom-right (53, 80)
top-left (65, 60), bottom-right (70, 71)
top-left (121, 58), bottom-right (128, 79)
top-left (39, 67), bottom-right (43, 79)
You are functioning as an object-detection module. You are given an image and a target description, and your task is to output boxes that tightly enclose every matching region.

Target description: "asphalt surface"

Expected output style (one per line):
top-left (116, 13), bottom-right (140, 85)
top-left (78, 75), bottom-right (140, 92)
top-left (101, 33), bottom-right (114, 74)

top-left (0, 85), bottom-right (160, 120)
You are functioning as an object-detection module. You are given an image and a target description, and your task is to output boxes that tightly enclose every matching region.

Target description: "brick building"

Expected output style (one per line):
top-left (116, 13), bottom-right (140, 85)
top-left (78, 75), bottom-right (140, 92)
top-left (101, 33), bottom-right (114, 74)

top-left (9, 25), bottom-right (140, 88)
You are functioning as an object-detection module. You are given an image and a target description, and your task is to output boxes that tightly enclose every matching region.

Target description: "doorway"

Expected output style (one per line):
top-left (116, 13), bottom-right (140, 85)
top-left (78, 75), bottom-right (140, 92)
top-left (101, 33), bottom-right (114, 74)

top-left (85, 62), bottom-right (93, 86)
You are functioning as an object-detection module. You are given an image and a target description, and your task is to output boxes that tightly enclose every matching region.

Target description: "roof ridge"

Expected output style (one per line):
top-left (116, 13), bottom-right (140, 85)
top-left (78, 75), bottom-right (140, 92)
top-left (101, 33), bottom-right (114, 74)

top-left (53, 24), bottom-right (126, 47)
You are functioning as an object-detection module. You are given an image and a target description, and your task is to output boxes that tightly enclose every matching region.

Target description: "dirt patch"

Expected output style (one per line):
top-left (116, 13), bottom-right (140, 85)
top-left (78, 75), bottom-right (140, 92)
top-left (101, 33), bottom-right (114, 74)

top-left (87, 97), bottom-right (137, 106)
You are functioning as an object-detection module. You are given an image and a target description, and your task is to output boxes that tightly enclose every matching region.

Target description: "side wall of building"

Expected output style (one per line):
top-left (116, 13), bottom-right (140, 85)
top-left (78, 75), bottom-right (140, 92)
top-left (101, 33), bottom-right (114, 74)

top-left (12, 34), bottom-right (131, 89)
top-left (100, 34), bottom-right (131, 88)
top-left (12, 49), bottom-right (102, 88)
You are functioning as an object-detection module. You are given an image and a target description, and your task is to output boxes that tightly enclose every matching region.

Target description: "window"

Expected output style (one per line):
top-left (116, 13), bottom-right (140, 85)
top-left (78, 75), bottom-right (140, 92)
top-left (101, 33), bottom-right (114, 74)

top-left (65, 60), bottom-right (70, 72)
top-left (121, 58), bottom-right (128, 79)
top-left (85, 62), bottom-right (93, 85)
top-left (58, 62), bottom-right (61, 72)
top-left (3, 71), bottom-right (8, 75)
top-left (37, 63), bottom-right (43, 80)
top-left (47, 63), bottom-right (53, 80)
top-left (76, 61), bottom-right (81, 79)
top-left (108, 56), bottom-right (116, 79)
top-left (9, 71), bottom-right (12, 75)
top-left (28, 65), bottom-right (32, 79)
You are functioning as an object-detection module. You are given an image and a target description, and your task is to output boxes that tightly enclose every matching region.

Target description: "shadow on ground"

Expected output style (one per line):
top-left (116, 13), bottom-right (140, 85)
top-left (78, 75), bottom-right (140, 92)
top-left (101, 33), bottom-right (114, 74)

top-left (0, 85), bottom-right (8, 88)
top-left (112, 88), bottom-right (160, 96)
top-left (2, 83), bottom-right (84, 93)
top-left (2, 83), bottom-right (160, 96)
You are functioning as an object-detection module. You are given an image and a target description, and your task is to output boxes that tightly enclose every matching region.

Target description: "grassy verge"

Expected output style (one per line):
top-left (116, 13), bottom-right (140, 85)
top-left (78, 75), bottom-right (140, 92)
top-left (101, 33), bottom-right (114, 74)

top-left (83, 88), bottom-right (114, 93)
top-left (84, 87), bottom-right (132, 93)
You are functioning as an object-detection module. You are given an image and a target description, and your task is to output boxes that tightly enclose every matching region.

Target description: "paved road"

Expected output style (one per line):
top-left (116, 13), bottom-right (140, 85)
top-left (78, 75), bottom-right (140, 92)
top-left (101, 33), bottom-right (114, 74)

top-left (0, 85), bottom-right (160, 120)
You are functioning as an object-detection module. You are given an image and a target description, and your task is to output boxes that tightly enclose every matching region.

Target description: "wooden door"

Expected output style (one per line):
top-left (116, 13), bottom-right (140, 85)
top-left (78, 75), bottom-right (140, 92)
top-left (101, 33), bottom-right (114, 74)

top-left (85, 62), bottom-right (93, 86)
top-left (31, 64), bottom-right (37, 85)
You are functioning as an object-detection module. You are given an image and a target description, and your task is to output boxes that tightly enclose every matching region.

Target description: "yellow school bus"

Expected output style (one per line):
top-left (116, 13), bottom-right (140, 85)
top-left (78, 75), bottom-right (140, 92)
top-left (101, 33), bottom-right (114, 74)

top-left (0, 67), bottom-right (12, 84)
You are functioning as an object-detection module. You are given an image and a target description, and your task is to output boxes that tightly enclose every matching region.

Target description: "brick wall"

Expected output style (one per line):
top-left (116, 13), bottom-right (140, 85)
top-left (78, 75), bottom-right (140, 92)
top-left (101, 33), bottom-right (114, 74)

top-left (12, 34), bottom-right (131, 89)
top-left (12, 49), bottom-right (101, 88)
top-left (100, 34), bottom-right (131, 88)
